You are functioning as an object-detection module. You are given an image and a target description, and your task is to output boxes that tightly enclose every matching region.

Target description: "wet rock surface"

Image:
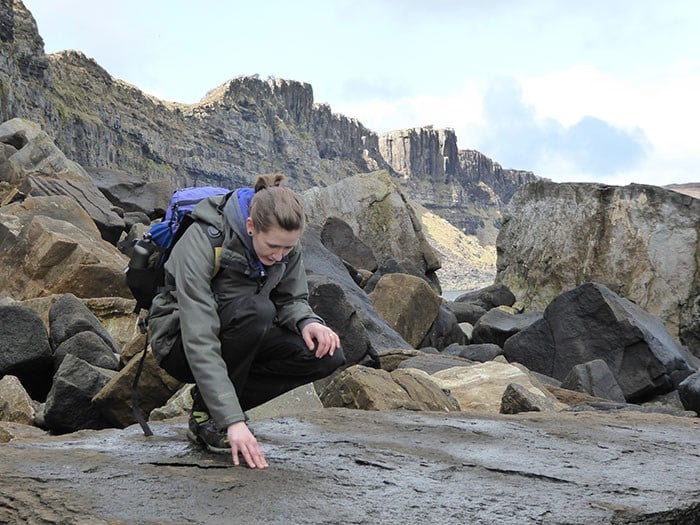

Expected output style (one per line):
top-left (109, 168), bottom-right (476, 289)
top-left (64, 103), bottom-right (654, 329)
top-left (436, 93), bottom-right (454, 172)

top-left (1, 409), bottom-right (699, 524)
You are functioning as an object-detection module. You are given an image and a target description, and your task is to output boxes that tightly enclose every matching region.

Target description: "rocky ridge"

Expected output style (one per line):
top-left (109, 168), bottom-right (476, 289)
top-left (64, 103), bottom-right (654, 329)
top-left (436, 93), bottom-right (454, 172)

top-left (379, 128), bottom-right (538, 246)
top-left (0, 0), bottom-right (540, 290)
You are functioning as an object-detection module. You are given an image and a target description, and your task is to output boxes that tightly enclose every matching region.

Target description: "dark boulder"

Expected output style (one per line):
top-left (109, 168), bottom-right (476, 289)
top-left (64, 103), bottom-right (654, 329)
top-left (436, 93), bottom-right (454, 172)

top-left (678, 372), bottom-right (700, 414)
top-left (49, 293), bottom-right (120, 354)
top-left (0, 305), bottom-right (52, 400)
top-left (320, 216), bottom-right (377, 272)
top-left (472, 309), bottom-right (543, 348)
top-left (307, 275), bottom-right (371, 367)
top-left (43, 354), bottom-right (115, 434)
top-left (560, 359), bottom-right (626, 403)
top-left (442, 343), bottom-right (503, 363)
top-left (418, 304), bottom-right (466, 351)
top-left (52, 330), bottom-right (120, 372)
top-left (443, 300), bottom-right (487, 325)
top-left (454, 283), bottom-right (515, 310)
top-left (503, 283), bottom-right (696, 402)
top-left (301, 226), bottom-right (411, 354)
top-left (86, 167), bottom-right (173, 220)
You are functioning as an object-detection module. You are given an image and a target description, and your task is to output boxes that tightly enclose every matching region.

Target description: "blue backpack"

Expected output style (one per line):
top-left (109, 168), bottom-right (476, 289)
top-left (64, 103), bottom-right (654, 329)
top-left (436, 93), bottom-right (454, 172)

top-left (124, 186), bottom-right (230, 313)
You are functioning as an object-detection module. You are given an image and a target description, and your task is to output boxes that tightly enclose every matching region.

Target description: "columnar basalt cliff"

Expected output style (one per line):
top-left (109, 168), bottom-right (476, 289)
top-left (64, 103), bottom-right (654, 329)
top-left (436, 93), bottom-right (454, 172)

top-left (0, 1), bottom-right (392, 192)
top-left (379, 127), bottom-right (538, 246)
top-left (0, 1), bottom-right (532, 237)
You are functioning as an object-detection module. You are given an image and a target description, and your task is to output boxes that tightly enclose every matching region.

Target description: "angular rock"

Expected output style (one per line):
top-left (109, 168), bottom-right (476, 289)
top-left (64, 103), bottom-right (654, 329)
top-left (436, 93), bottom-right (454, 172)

top-left (92, 350), bottom-right (182, 428)
top-left (678, 372), bottom-right (700, 414)
top-left (20, 295), bottom-right (139, 354)
top-left (375, 348), bottom-right (430, 372)
top-left (43, 354), bottom-right (115, 433)
top-left (561, 359), bottom-right (626, 403)
top-left (121, 331), bottom-right (148, 366)
top-left (443, 300), bottom-right (487, 325)
top-left (300, 225), bottom-right (411, 353)
top-left (502, 317), bottom-right (555, 373)
top-left (472, 308), bottom-right (543, 347)
top-left (149, 384), bottom-right (193, 421)
top-left (122, 211), bottom-right (151, 232)
top-left (0, 375), bottom-right (35, 425)
top-left (1, 193), bottom-right (100, 237)
top-left (430, 361), bottom-right (554, 413)
top-left (302, 171), bottom-right (441, 283)
top-left (418, 304), bottom-right (466, 351)
top-left (0, 304), bottom-right (52, 400)
top-left (390, 368), bottom-right (460, 412)
top-left (86, 167), bottom-right (173, 220)
top-left (49, 293), bottom-right (120, 354)
top-left (0, 118), bottom-right (125, 244)
top-left (307, 275), bottom-right (371, 367)
top-left (454, 283), bottom-right (516, 310)
top-left (500, 382), bottom-right (563, 414)
top-left (319, 365), bottom-right (420, 411)
top-left (369, 273), bottom-right (441, 348)
top-left (442, 343), bottom-right (503, 362)
top-left (247, 383), bottom-right (324, 420)
top-left (503, 283), bottom-right (696, 402)
top-left (52, 331), bottom-right (120, 372)
top-left (396, 353), bottom-right (475, 374)
top-left (0, 200), bottom-right (131, 300)
top-left (320, 216), bottom-right (377, 272)
top-left (497, 181), bottom-right (700, 357)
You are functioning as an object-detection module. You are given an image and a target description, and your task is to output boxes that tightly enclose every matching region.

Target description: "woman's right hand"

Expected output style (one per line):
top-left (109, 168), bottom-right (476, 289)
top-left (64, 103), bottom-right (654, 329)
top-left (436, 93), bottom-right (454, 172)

top-left (227, 421), bottom-right (268, 469)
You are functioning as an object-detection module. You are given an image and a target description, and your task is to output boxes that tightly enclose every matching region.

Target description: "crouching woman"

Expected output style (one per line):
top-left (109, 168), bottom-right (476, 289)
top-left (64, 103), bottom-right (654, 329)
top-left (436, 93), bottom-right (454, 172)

top-left (149, 173), bottom-right (345, 468)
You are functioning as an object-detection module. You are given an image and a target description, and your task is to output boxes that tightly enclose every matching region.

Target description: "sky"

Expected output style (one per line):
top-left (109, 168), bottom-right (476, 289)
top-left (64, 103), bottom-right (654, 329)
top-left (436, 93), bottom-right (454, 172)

top-left (21, 0), bottom-right (700, 186)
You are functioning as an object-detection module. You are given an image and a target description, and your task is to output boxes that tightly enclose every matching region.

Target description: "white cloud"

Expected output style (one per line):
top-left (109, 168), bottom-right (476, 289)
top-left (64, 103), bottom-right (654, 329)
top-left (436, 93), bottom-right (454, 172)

top-left (333, 85), bottom-right (485, 142)
top-left (519, 63), bottom-right (700, 185)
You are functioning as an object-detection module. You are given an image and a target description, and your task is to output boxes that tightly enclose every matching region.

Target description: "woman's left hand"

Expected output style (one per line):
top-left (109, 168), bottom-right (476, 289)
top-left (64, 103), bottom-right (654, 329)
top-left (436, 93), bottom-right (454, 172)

top-left (301, 322), bottom-right (341, 358)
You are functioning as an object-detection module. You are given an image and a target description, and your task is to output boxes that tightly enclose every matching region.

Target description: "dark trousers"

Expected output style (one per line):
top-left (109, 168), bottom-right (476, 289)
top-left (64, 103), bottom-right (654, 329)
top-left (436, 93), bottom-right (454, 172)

top-left (160, 294), bottom-right (345, 413)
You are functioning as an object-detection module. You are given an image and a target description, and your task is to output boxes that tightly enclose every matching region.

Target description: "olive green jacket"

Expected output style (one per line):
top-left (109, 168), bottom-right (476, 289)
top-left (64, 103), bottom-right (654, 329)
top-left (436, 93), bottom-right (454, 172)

top-left (148, 192), bottom-right (321, 428)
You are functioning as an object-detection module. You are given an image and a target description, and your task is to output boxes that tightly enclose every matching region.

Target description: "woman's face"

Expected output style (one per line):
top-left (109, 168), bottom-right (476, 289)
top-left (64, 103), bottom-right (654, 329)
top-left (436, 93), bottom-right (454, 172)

top-left (246, 217), bottom-right (301, 266)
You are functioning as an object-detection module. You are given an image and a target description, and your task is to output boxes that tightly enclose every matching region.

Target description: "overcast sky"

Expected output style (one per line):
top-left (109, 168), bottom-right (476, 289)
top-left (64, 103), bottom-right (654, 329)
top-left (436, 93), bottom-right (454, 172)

top-left (22, 0), bottom-right (700, 186)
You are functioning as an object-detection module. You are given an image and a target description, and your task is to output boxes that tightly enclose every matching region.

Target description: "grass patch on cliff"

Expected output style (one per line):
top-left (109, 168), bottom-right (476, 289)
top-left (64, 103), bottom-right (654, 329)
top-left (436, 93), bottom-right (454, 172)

top-left (411, 200), bottom-right (496, 292)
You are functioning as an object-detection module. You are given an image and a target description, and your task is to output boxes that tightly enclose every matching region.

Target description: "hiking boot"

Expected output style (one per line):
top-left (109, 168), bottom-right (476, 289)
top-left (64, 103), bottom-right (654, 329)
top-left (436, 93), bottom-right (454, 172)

top-left (187, 410), bottom-right (230, 454)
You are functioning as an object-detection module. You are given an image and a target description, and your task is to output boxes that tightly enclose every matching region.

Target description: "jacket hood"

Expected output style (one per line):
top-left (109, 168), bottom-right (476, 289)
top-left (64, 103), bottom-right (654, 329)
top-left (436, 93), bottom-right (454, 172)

top-left (192, 189), bottom-right (269, 279)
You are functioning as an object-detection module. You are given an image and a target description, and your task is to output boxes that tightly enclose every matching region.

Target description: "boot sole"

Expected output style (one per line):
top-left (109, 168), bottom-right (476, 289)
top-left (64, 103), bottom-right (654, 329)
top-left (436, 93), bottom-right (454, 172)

top-left (187, 429), bottom-right (230, 455)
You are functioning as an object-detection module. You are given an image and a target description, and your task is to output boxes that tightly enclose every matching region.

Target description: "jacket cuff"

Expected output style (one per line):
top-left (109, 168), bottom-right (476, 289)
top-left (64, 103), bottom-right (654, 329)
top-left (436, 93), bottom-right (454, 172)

top-left (297, 317), bottom-right (324, 334)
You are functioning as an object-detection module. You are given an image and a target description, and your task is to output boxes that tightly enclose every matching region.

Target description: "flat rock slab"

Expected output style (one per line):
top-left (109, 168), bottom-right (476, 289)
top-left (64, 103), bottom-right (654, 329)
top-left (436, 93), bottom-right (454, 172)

top-left (1, 409), bottom-right (699, 524)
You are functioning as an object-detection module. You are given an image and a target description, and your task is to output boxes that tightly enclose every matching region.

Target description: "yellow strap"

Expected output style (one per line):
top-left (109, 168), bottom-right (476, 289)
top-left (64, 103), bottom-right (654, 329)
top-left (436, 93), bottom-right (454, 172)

top-left (213, 246), bottom-right (222, 277)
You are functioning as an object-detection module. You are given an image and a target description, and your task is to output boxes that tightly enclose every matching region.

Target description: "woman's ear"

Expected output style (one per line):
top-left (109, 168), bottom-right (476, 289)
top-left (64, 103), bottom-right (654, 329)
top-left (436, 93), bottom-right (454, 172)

top-left (246, 216), bottom-right (255, 235)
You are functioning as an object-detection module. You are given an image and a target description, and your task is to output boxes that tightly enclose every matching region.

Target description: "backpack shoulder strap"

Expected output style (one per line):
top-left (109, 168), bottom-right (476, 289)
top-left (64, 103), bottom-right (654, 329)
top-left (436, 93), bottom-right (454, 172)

top-left (196, 222), bottom-right (224, 277)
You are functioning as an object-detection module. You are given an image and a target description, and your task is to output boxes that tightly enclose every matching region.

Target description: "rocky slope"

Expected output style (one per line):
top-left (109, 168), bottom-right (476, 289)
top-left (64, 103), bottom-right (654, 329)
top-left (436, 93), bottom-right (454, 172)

top-left (379, 128), bottom-right (538, 247)
top-left (0, 0), bottom-right (543, 290)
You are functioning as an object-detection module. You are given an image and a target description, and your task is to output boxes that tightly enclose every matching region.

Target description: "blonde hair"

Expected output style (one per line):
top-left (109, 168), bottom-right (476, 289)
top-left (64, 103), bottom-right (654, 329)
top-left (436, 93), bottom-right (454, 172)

top-left (249, 173), bottom-right (305, 232)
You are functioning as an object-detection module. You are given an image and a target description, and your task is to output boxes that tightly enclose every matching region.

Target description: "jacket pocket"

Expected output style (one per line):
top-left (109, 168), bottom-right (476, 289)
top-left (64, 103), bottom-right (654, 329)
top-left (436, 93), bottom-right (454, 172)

top-left (148, 294), bottom-right (180, 364)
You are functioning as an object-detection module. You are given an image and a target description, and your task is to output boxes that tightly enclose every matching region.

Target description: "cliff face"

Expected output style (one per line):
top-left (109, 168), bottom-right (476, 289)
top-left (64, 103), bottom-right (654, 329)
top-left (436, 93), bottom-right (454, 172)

top-left (379, 128), bottom-right (538, 246)
top-left (0, 1), bottom-right (390, 191)
top-left (0, 0), bottom-right (540, 292)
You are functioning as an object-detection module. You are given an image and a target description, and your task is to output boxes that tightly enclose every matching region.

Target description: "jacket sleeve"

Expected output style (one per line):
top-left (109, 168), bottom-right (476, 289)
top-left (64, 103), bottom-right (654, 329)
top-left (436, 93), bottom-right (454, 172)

top-left (270, 244), bottom-right (324, 333)
top-left (166, 225), bottom-right (246, 427)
